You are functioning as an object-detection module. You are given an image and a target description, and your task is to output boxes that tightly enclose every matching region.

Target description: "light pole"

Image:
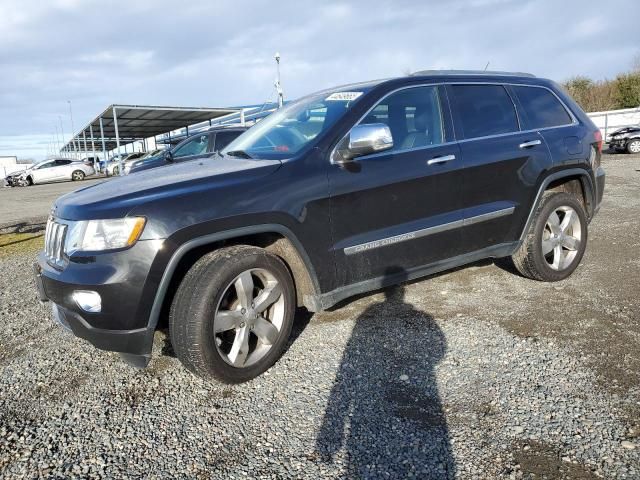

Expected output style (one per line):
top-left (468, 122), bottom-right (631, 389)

top-left (274, 52), bottom-right (284, 108)
top-left (59, 115), bottom-right (66, 156)
top-left (68, 100), bottom-right (77, 159)
top-left (54, 125), bottom-right (62, 154)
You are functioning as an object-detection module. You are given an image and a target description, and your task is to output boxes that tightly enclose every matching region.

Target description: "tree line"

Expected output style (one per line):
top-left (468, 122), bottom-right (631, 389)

top-left (563, 59), bottom-right (640, 113)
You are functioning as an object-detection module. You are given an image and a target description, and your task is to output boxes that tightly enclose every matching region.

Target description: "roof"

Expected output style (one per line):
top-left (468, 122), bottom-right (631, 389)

top-left (63, 104), bottom-right (238, 152)
top-left (155, 124), bottom-right (250, 145)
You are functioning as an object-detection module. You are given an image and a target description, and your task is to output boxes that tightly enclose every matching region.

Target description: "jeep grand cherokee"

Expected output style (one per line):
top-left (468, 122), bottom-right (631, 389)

top-left (34, 70), bottom-right (605, 383)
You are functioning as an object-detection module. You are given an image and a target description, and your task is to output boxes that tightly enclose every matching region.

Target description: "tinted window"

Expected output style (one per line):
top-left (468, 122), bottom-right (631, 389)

top-left (36, 162), bottom-right (55, 169)
top-left (513, 86), bottom-right (572, 129)
top-left (173, 134), bottom-right (210, 157)
top-left (214, 131), bottom-right (242, 152)
top-left (360, 86), bottom-right (444, 151)
top-left (450, 85), bottom-right (519, 139)
top-left (55, 159), bottom-right (72, 165)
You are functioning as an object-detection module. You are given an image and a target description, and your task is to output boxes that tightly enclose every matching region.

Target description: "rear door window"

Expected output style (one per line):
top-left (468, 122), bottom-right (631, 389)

top-left (512, 86), bottom-right (572, 129)
top-left (450, 84), bottom-right (519, 139)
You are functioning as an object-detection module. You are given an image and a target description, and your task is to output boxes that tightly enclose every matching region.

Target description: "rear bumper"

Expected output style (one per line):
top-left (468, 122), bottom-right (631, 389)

top-left (594, 166), bottom-right (605, 215)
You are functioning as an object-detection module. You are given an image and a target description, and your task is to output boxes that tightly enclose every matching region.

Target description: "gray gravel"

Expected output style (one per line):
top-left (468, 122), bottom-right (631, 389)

top-left (1, 151), bottom-right (639, 479)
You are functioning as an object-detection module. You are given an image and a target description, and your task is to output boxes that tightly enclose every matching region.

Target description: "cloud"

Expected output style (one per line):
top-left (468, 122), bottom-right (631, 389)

top-left (0, 0), bottom-right (638, 160)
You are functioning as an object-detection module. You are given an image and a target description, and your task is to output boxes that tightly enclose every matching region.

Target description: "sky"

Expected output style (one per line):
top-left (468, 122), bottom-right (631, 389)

top-left (0, 0), bottom-right (638, 161)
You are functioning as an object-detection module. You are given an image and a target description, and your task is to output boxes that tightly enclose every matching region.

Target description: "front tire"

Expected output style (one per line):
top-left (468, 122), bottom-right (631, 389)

top-left (71, 170), bottom-right (85, 181)
top-left (169, 245), bottom-right (296, 383)
top-left (511, 192), bottom-right (588, 282)
top-left (627, 139), bottom-right (640, 154)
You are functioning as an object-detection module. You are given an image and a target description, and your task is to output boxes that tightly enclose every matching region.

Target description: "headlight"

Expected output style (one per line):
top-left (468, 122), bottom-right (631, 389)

top-left (65, 217), bottom-right (146, 253)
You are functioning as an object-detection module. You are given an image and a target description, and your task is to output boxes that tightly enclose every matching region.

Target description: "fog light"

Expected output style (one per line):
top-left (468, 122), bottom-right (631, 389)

top-left (73, 290), bottom-right (102, 313)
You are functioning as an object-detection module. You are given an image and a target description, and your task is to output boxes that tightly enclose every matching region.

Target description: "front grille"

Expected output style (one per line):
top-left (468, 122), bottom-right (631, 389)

top-left (44, 218), bottom-right (67, 267)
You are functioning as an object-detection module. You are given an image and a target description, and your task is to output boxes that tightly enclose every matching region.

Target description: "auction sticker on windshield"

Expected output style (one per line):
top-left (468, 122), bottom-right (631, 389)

top-left (325, 91), bottom-right (363, 101)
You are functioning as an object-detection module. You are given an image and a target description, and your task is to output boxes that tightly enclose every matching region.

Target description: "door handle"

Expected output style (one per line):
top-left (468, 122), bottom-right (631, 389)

top-left (519, 140), bottom-right (542, 149)
top-left (427, 154), bottom-right (455, 166)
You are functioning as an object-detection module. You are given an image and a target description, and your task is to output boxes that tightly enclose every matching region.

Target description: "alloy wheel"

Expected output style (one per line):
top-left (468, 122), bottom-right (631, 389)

top-left (541, 206), bottom-right (582, 271)
top-left (213, 268), bottom-right (285, 368)
top-left (628, 140), bottom-right (640, 154)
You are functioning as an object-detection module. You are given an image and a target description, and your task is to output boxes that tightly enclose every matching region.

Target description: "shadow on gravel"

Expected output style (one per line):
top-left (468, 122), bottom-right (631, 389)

top-left (316, 267), bottom-right (455, 479)
top-left (0, 219), bottom-right (47, 234)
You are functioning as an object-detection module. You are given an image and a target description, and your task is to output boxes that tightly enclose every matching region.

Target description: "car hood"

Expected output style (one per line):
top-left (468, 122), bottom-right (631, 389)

top-left (53, 156), bottom-right (282, 220)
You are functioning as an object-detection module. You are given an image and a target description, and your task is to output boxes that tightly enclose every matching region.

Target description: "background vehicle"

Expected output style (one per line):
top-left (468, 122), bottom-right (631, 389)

top-left (128, 127), bottom-right (247, 174)
top-left (4, 169), bottom-right (27, 187)
top-left (20, 158), bottom-right (94, 185)
top-left (105, 152), bottom-right (146, 175)
top-left (36, 71), bottom-right (605, 384)
top-left (607, 125), bottom-right (640, 153)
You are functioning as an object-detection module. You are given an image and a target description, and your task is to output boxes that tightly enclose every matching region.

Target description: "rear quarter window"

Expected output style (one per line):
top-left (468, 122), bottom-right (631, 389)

top-left (512, 86), bottom-right (573, 129)
top-left (450, 84), bottom-right (519, 139)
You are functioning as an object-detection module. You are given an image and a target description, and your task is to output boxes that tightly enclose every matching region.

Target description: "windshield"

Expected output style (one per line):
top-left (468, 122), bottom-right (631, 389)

top-left (223, 90), bottom-right (366, 159)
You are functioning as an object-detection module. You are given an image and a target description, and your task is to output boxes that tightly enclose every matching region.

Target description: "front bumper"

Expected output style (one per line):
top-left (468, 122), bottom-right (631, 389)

top-left (34, 239), bottom-right (163, 365)
top-left (608, 138), bottom-right (627, 149)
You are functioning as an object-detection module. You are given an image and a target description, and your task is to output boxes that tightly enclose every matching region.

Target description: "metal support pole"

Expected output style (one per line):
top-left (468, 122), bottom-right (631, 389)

top-left (113, 107), bottom-right (123, 176)
top-left (604, 113), bottom-right (609, 141)
top-left (99, 117), bottom-right (106, 175)
top-left (90, 125), bottom-right (96, 170)
top-left (185, 126), bottom-right (189, 137)
top-left (240, 109), bottom-right (246, 126)
top-left (83, 131), bottom-right (87, 160)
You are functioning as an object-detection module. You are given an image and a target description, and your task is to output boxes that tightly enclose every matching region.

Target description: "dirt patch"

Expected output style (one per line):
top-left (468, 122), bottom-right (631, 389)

top-left (513, 440), bottom-right (599, 480)
top-left (0, 232), bottom-right (44, 257)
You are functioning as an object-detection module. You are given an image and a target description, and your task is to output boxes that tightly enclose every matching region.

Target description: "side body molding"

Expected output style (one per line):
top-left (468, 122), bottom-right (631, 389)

top-left (146, 224), bottom-right (321, 331)
top-left (518, 167), bottom-right (595, 243)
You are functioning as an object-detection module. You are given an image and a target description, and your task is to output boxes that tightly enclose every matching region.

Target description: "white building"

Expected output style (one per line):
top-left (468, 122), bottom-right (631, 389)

top-left (0, 156), bottom-right (18, 167)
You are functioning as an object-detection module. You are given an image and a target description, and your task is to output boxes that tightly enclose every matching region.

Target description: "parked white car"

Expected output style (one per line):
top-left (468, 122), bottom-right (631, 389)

top-left (20, 159), bottom-right (95, 186)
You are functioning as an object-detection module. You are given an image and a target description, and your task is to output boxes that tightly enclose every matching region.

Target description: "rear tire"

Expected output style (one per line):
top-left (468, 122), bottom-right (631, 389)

top-left (71, 170), bottom-right (85, 181)
top-left (112, 166), bottom-right (119, 175)
top-left (169, 245), bottom-right (296, 383)
top-left (511, 192), bottom-right (588, 282)
top-left (627, 139), bottom-right (640, 154)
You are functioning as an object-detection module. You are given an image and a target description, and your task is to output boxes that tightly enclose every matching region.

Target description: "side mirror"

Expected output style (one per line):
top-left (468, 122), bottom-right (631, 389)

top-left (164, 151), bottom-right (174, 162)
top-left (333, 123), bottom-right (393, 164)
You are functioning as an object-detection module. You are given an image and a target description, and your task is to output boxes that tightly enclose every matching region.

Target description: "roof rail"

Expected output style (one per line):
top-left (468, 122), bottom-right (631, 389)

top-left (410, 69), bottom-right (536, 78)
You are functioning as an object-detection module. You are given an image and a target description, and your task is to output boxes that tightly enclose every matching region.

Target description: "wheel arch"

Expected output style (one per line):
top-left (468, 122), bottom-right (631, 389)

top-left (147, 224), bottom-right (320, 333)
top-left (519, 168), bottom-right (595, 242)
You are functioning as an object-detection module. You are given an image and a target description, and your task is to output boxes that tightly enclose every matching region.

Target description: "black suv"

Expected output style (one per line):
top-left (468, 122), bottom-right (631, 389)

top-left (34, 71), bottom-right (605, 383)
top-left (607, 125), bottom-right (640, 154)
top-left (128, 126), bottom-right (247, 174)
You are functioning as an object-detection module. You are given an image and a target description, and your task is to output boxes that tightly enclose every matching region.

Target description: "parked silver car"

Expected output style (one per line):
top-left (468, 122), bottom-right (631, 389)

top-left (18, 159), bottom-right (95, 186)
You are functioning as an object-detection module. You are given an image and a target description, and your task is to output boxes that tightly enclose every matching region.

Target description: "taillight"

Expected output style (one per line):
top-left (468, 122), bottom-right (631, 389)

top-left (594, 130), bottom-right (603, 153)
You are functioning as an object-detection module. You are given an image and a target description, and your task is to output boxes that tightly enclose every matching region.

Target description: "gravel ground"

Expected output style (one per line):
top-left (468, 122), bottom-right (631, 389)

top-left (0, 151), bottom-right (639, 479)
top-left (0, 176), bottom-right (107, 228)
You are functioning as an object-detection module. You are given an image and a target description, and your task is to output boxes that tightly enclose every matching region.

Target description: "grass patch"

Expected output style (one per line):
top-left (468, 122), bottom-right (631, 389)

top-left (0, 232), bottom-right (44, 257)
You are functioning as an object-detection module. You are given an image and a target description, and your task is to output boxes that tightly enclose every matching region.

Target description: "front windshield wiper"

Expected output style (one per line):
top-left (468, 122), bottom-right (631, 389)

top-left (225, 150), bottom-right (253, 159)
